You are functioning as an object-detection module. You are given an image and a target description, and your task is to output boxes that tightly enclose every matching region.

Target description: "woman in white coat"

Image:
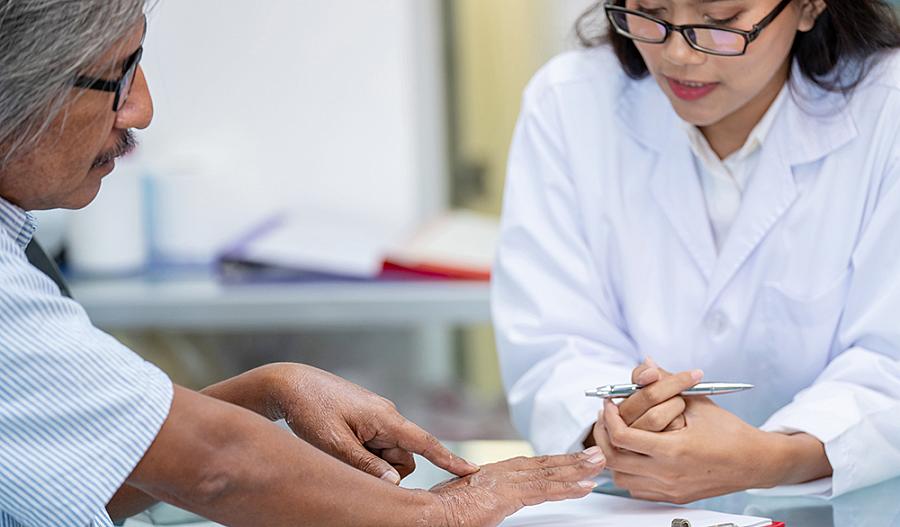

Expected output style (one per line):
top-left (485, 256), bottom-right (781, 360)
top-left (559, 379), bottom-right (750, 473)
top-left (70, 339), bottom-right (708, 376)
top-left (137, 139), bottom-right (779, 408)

top-left (493, 0), bottom-right (900, 503)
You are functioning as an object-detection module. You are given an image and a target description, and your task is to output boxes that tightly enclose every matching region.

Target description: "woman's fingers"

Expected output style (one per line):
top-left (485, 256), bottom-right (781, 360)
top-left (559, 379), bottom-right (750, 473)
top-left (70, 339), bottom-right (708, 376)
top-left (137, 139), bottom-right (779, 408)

top-left (631, 358), bottom-right (660, 385)
top-left (618, 370), bottom-right (703, 426)
top-left (630, 396), bottom-right (686, 432)
top-left (664, 414), bottom-right (687, 432)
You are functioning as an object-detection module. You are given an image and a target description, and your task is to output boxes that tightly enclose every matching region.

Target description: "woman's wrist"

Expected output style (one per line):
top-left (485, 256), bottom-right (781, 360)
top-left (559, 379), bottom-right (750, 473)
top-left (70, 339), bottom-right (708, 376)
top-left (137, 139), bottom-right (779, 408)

top-left (758, 431), bottom-right (833, 488)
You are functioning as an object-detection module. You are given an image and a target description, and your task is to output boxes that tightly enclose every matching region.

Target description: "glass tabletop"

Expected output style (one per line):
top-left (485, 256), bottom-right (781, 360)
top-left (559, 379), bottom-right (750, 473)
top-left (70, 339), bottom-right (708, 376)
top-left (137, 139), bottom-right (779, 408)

top-left (127, 440), bottom-right (900, 526)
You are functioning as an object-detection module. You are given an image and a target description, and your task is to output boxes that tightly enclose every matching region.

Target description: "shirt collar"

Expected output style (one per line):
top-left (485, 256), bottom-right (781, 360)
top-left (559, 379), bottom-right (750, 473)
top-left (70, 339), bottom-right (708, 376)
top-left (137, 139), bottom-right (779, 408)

top-left (681, 81), bottom-right (790, 167)
top-left (0, 196), bottom-right (37, 249)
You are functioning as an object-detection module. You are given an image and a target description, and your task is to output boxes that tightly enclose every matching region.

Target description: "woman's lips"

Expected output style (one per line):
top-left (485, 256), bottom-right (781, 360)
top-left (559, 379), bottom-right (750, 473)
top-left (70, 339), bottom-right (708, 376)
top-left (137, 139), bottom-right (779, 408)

top-left (666, 76), bottom-right (720, 101)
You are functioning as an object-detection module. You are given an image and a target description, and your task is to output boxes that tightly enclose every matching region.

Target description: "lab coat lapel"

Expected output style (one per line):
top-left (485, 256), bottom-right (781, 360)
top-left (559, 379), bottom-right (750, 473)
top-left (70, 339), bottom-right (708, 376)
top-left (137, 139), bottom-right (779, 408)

top-left (650, 130), bottom-right (718, 281)
top-left (622, 76), bottom-right (718, 281)
top-left (703, 74), bottom-right (859, 310)
top-left (703, 138), bottom-right (798, 309)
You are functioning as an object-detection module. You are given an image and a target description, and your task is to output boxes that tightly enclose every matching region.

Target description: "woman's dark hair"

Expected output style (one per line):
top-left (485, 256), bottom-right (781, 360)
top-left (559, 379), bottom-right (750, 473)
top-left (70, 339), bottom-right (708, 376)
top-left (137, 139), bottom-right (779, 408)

top-left (576, 0), bottom-right (900, 93)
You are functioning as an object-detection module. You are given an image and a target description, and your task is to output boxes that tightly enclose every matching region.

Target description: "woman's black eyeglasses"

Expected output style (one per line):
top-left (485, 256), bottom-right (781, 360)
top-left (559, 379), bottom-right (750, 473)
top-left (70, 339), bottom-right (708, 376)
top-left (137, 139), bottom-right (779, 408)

top-left (74, 45), bottom-right (143, 112)
top-left (604, 0), bottom-right (794, 57)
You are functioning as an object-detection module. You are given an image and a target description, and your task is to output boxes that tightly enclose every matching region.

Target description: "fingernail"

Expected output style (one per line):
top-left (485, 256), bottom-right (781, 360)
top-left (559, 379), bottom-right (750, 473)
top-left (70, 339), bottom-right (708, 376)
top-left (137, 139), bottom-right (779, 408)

top-left (587, 452), bottom-right (606, 464)
top-left (645, 356), bottom-right (659, 368)
top-left (583, 446), bottom-right (601, 456)
top-left (579, 480), bottom-right (598, 489)
top-left (691, 369), bottom-right (704, 381)
top-left (381, 470), bottom-right (401, 485)
top-left (465, 461), bottom-right (480, 472)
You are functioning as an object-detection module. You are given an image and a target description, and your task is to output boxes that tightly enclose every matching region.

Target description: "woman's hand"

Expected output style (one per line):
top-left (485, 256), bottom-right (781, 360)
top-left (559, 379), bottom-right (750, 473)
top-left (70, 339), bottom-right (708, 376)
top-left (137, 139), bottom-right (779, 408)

top-left (431, 449), bottom-right (606, 527)
top-left (585, 361), bottom-right (698, 448)
top-left (594, 397), bottom-right (833, 504)
top-left (617, 360), bottom-right (701, 432)
top-left (202, 363), bottom-right (479, 484)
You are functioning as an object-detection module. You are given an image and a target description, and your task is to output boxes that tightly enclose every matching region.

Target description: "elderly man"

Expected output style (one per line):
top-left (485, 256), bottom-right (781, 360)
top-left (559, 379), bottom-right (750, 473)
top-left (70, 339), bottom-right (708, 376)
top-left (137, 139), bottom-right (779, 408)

top-left (0, 2), bottom-right (607, 527)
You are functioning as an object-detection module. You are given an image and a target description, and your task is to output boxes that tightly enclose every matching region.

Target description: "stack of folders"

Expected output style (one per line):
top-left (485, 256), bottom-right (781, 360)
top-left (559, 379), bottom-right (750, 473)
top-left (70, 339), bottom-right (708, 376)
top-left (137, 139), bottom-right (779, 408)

top-left (218, 210), bottom-right (498, 283)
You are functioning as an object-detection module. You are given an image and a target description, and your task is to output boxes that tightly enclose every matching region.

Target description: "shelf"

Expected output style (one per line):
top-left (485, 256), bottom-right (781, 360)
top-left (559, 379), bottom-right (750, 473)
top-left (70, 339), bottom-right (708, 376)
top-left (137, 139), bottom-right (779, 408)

top-left (70, 275), bottom-right (492, 331)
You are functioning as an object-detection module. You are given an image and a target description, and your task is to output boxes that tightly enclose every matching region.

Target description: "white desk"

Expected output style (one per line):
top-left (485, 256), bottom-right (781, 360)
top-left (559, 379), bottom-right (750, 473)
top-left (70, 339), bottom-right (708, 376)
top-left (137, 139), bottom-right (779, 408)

top-left (70, 275), bottom-right (492, 331)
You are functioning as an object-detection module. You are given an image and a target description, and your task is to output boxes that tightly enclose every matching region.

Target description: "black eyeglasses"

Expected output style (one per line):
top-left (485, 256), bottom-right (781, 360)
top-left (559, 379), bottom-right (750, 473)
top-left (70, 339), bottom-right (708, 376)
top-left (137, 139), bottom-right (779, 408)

top-left (605, 0), bottom-right (793, 57)
top-left (74, 45), bottom-right (143, 112)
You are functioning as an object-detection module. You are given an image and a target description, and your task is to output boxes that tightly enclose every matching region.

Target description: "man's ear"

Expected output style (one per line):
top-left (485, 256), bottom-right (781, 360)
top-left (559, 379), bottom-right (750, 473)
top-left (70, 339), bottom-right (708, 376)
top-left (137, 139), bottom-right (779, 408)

top-left (798, 0), bottom-right (827, 32)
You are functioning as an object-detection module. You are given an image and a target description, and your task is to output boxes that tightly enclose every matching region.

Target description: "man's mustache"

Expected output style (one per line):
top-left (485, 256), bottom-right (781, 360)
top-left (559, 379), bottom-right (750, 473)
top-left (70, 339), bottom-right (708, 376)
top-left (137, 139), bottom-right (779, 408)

top-left (92, 130), bottom-right (137, 169)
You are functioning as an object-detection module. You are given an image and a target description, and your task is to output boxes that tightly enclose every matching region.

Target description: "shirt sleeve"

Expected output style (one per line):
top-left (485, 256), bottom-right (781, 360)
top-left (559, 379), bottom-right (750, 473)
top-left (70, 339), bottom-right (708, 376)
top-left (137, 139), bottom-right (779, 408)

top-left (761, 148), bottom-right (900, 497)
top-left (0, 237), bottom-right (173, 527)
top-left (493, 80), bottom-right (640, 455)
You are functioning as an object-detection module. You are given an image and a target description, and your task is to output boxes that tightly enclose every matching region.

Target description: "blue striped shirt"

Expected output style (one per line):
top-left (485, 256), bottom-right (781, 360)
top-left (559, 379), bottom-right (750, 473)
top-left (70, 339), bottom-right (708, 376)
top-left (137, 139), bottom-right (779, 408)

top-left (0, 197), bottom-right (173, 527)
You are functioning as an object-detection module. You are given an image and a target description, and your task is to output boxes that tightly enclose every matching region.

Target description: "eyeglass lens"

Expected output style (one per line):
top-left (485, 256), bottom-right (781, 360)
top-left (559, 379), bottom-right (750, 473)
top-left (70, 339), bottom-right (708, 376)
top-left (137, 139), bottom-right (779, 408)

top-left (115, 53), bottom-right (141, 111)
top-left (610, 11), bottom-right (746, 55)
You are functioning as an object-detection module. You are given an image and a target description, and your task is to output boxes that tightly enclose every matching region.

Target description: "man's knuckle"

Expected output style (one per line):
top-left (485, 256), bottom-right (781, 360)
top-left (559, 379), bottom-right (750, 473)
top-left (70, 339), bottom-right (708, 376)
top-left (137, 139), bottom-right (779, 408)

top-left (533, 455), bottom-right (552, 466)
top-left (539, 466), bottom-right (561, 478)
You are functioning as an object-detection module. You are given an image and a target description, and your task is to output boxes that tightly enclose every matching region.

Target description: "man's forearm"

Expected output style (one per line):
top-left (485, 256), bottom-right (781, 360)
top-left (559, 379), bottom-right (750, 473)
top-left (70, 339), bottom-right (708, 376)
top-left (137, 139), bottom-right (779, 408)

top-left (127, 386), bottom-right (443, 527)
top-left (107, 485), bottom-right (158, 523)
top-left (108, 367), bottom-right (286, 523)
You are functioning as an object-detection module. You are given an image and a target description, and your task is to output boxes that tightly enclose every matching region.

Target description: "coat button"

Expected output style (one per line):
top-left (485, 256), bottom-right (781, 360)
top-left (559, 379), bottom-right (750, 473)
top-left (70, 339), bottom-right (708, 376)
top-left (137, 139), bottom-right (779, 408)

top-left (704, 310), bottom-right (730, 336)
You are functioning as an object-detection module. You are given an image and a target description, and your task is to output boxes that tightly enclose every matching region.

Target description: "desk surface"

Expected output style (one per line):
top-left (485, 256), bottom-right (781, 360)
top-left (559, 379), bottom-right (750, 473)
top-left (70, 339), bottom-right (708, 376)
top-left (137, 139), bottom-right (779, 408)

top-left (70, 274), bottom-right (491, 330)
top-left (132, 440), bottom-right (900, 527)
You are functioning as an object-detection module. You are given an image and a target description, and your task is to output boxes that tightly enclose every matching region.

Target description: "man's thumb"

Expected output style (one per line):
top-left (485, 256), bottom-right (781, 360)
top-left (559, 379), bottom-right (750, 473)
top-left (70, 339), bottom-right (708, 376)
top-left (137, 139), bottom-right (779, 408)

top-left (351, 446), bottom-right (401, 485)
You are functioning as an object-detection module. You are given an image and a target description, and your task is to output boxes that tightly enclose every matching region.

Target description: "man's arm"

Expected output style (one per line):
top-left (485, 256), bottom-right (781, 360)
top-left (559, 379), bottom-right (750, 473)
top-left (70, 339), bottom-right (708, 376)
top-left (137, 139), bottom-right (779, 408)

top-left (127, 386), bottom-right (605, 527)
top-left (126, 386), bottom-right (439, 527)
top-left (106, 485), bottom-right (157, 523)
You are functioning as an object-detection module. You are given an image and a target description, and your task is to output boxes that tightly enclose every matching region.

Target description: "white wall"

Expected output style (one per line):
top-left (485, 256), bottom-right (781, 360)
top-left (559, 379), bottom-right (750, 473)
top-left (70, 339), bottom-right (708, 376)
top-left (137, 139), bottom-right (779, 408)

top-left (134, 1), bottom-right (447, 261)
top-left (548, 0), bottom-right (599, 52)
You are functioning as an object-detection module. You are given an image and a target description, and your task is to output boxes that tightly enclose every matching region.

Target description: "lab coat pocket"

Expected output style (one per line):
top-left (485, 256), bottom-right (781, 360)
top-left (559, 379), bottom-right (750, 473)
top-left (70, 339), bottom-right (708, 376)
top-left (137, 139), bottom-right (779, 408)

top-left (762, 270), bottom-right (852, 380)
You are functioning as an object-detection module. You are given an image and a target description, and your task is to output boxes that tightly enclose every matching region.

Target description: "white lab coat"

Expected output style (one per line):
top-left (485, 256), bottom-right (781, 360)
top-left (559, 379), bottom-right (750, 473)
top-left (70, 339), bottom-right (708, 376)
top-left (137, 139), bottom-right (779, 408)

top-left (493, 47), bottom-right (900, 497)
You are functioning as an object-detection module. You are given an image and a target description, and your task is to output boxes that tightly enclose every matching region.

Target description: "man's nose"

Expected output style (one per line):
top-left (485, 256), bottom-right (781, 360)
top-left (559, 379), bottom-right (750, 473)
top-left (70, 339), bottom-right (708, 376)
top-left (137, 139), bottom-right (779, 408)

top-left (114, 66), bottom-right (153, 130)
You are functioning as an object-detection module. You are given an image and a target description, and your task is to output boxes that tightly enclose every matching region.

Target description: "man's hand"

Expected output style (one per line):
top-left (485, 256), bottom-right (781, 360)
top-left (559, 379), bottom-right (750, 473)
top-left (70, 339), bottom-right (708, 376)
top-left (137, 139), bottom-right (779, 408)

top-left (202, 363), bottom-right (478, 484)
top-left (431, 449), bottom-right (606, 527)
top-left (594, 397), bottom-right (833, 503)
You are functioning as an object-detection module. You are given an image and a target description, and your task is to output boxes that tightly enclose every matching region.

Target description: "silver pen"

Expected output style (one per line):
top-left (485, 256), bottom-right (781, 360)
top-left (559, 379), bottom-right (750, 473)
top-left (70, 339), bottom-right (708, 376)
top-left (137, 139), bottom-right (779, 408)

top-left (585, 382), bottom-right (754, 399)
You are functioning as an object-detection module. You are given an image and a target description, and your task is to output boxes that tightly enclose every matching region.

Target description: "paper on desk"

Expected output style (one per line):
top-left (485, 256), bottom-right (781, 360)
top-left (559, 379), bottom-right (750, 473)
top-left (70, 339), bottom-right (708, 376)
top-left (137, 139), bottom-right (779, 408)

top-left (501, 492), bottom-right (772, 527)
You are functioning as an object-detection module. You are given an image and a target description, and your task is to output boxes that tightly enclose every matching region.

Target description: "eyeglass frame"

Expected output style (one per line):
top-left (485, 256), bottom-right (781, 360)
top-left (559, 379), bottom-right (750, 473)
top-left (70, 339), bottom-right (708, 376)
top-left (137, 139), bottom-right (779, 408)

top-left (604, 0), bottom-right (794, 57)
top-left (73, 22), bottom-right (146, 111)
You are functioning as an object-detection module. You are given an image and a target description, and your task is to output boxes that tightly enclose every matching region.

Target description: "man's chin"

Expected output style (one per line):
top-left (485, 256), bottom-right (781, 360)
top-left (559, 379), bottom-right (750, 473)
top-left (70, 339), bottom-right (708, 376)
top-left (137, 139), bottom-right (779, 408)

top-left (90, 159), bottom-right (116, 177)
top-left (66, 184), bottom-right (104, 210)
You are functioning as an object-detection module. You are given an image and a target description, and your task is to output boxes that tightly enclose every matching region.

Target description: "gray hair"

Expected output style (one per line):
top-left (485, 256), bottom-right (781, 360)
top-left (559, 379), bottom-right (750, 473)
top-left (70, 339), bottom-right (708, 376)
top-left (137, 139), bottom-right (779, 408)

top-left (0, 0), bottom-right (145, 165)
